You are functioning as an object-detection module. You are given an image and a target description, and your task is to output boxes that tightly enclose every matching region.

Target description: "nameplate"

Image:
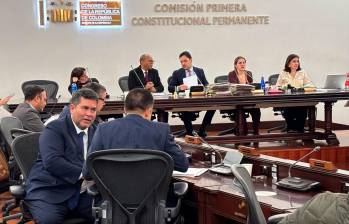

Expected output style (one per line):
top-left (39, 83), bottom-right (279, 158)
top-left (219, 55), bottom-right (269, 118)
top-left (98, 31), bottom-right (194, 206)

top-left (238, 145), bottom-right (260, 156)
top-left (184, 135), bottom-right (202, 145)
top-left (309, 159), bottom-right (337, 171)
top-left (190, 91), bottom-right (205, 96)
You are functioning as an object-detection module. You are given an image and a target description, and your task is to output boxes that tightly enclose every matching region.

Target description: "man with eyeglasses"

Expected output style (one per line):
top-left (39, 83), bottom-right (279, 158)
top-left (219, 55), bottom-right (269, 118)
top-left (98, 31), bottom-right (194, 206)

top-left (59, 82), bottom-right (107, 125)
top-left (128, 54), bottom-right (164, 93)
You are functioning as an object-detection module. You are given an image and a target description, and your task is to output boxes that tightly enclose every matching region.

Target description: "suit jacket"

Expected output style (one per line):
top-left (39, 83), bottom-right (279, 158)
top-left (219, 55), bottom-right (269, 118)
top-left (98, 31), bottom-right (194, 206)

top-left (128, 66), bottom-right (164, 92)
top-left (228, 70), bottom-right (253, 84)
top-left (12, 102), bottom-right (44, 132)
top-left (168, 67), bottom-right (208, 93)
top-left (85, 114), bottom-right (189, 177)
top-left (25, 115), bottom-right (96, 203)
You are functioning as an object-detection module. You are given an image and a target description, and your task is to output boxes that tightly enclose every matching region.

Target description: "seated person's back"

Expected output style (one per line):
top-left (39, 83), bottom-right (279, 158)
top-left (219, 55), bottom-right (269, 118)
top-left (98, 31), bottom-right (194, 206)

top-left (87, 88), bottom-right (189, 172)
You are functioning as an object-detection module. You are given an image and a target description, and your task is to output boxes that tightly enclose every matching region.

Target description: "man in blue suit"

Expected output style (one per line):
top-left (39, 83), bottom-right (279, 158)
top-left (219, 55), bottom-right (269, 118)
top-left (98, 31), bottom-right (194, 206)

top-left (168, 51), bottom-right (215, 137)
top-left (86, 88), bottom-right (189, 173)
top-left (25, 88), bottom-right (99, 224)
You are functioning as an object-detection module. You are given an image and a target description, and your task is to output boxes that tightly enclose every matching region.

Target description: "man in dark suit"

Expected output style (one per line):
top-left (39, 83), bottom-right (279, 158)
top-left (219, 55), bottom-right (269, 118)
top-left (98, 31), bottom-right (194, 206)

top-left (128, 54), bottom-right (168, 122)
top-left (168, 51), bottom-right (215, 137)
top-left (25, 89), bottom-right (99, 224)
top-left (12, 85), bottom-right (47, 132)
top-left (86, 88), bottom-right (189, 173)
top-left (128, 54), bottom-right (164, 93)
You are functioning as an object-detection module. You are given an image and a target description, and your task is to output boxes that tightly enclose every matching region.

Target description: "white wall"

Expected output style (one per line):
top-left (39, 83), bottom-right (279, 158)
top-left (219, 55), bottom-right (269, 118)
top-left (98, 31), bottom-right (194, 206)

top-left (1, 0), bottom-right (348, 124)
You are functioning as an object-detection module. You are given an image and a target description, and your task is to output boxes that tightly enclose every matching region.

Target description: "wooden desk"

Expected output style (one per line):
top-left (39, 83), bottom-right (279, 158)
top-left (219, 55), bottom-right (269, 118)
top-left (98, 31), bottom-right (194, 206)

top-left (176, 139), bottom-right (349, 224)
top-left (8, 90), bottom-right (349, 145)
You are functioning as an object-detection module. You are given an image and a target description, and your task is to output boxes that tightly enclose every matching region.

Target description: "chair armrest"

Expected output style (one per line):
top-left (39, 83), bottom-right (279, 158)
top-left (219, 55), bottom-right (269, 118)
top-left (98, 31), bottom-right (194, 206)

top-left (267, 213), bottom-right (289, 224)
top-left (9, 185), bottom-right (25, 198)
top-left (87, 183), bottom-right (99, 197)
top-left (10, 128), bottom-right (32, 139)
top-left (173, 182), bottom-right (188, 197)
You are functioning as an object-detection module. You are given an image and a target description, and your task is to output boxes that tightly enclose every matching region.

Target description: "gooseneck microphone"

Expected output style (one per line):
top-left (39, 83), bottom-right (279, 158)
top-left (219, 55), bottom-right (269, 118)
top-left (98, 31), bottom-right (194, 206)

top-left (130, 65), bottom-right (145, 88)
top-left (288, 146), bottom-right (320, 178)
top-left (276, 146), bottom-right (321, 191)
top-left (193, 132), bottom-right (223, 165)
top-left (47, 94), bottom-right (62, 115)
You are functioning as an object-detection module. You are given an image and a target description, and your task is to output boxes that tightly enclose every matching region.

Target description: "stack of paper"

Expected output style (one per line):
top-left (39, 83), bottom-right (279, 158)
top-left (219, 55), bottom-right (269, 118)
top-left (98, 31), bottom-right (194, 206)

top-left (231, 84), bottom-right (255, 95)
top-left (173, 168), bottom-right (208, 177)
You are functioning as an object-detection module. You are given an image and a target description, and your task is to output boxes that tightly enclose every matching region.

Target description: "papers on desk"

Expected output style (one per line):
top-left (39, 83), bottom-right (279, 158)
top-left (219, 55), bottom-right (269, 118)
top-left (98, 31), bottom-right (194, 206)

top-left (152, 92), bottom-right (168, 99)
top-left (173, 168), bottom-right (208, 177)
top-left (183, 75), bottom-right (198, 87)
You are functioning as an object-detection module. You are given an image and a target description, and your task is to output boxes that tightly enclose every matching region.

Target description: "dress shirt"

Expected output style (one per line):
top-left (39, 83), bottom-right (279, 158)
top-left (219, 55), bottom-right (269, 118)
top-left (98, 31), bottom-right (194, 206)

top-left (276, 70), bottom-right (314, 88)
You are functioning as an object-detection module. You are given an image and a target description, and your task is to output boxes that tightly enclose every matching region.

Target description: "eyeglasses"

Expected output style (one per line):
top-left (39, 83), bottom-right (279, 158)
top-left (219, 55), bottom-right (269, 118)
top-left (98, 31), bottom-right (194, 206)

top-left (98, 98), bottom-right (106, 102)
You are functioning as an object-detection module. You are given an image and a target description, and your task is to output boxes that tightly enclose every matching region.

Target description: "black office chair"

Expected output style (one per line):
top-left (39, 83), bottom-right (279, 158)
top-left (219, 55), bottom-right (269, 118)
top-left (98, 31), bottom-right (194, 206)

top-left (213, 75), bottom-right (239, 136)
top-left (87, 149), bottom-right (188, 224)
top-left (0, 116), bottom-right (23, 160)
top-left (2, 132), bottom-right (87, 224)
top-left (265, 74), bottom-right (288, 133)
top-left (21, 80), bottom-right (59, 103)
top-left (231, 164), bottom-right (287, 224)
top-left (118, 76), bottom-right (129, 92)
top-left (214, 75), bottom-right (228, 84)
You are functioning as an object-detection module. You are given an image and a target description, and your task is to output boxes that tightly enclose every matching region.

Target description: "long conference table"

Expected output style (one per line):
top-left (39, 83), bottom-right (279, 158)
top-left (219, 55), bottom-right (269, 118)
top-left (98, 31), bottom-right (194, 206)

top-left (8, 90), bottom-right (349, 145)
top-left (175, 139), bottom-right (349, 224)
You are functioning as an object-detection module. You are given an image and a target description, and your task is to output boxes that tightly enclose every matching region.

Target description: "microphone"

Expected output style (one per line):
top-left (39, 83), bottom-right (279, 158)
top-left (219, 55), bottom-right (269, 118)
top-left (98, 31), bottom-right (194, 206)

top-left (192, 132), bottom-right (223, 165)
top-left (192, 70), bottom-right (204, 86)
top-left (288, 146), bottom-right (320, 178)
top-left (275, 146), bottom-right (321, 191)
top-left (130, 65), bottom-right (145, 88)
top-left (47, 94), bottom-right (61, 115)
top-left (245, 71), bottom-right (253, 84)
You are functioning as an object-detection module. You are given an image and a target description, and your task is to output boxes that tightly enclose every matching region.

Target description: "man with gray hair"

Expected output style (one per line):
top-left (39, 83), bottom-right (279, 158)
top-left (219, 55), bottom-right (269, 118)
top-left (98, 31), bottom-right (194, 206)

top-left (128, 54), bottom-right (164, 93)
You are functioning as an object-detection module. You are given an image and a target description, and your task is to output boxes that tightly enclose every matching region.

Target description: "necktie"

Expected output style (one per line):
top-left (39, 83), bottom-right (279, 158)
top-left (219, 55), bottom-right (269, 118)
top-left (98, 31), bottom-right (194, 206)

top-left (187, 70), bottom-right (191, 77)
top-left (144, 71), bottom-right (149, 82)
top-left (77, 132), bottom-right (85, 157)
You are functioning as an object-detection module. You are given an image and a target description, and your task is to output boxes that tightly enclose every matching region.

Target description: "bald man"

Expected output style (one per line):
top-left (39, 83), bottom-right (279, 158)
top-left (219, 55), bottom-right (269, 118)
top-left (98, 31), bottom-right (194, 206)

top-left (128, 54), bottom-right (164, 93)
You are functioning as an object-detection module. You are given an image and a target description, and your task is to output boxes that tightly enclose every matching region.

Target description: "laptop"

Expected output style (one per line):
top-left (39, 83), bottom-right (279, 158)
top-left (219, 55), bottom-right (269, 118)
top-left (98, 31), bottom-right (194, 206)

top-left (209, 151), bottom-right (243, 175)
top-left (322, 74), bottom-right (346, 90)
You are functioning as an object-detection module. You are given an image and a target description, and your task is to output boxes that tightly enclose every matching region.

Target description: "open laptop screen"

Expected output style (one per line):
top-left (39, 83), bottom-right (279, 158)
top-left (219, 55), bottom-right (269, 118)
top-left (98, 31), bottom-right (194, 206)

top-left (323, 74), bottom-right (346, 89)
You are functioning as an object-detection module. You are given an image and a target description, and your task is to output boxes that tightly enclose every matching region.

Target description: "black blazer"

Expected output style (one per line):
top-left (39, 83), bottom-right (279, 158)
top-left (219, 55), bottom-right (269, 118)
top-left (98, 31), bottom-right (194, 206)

top-left (168, 67), bottom-right (209, 93)
top-left (128, 66), bottom-right (164, 92)
top-left (85, 114), bottom-right (189, 177)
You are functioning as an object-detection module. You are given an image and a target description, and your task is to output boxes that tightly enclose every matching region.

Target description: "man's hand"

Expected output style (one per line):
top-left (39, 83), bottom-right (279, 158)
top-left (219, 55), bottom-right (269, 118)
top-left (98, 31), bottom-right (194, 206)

top-left (145, 82), bottom-right (156, 92)
top-left (0, 95), bottom-right (13, 106)
top-left (179, 84), bottom-right (188, 91)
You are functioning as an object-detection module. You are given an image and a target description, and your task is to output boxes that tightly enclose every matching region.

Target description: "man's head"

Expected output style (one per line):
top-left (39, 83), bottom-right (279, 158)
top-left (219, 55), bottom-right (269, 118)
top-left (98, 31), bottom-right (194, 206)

top-left (83, 82), bottom-right (107, 112)
top-left (179, 51), bottom-right (193, 70)
top-left (139, 54), bottom-right (154, 71)
top-left (24, 85), bottom-right (47, 112)
top-left (70, 88), bottom-right (98, 130)
top-left (124, 88), bottom-right (154, 120)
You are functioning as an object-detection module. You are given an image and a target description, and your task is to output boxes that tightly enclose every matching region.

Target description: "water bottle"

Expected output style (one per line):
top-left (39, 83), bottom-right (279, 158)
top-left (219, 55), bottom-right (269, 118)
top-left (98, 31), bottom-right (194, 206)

top-left (71, 82), bottom-right (78, 93)
top-left (345, 73), bottom-right (349, 90)
top-left (260, 76), bottom-right (265, 92)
